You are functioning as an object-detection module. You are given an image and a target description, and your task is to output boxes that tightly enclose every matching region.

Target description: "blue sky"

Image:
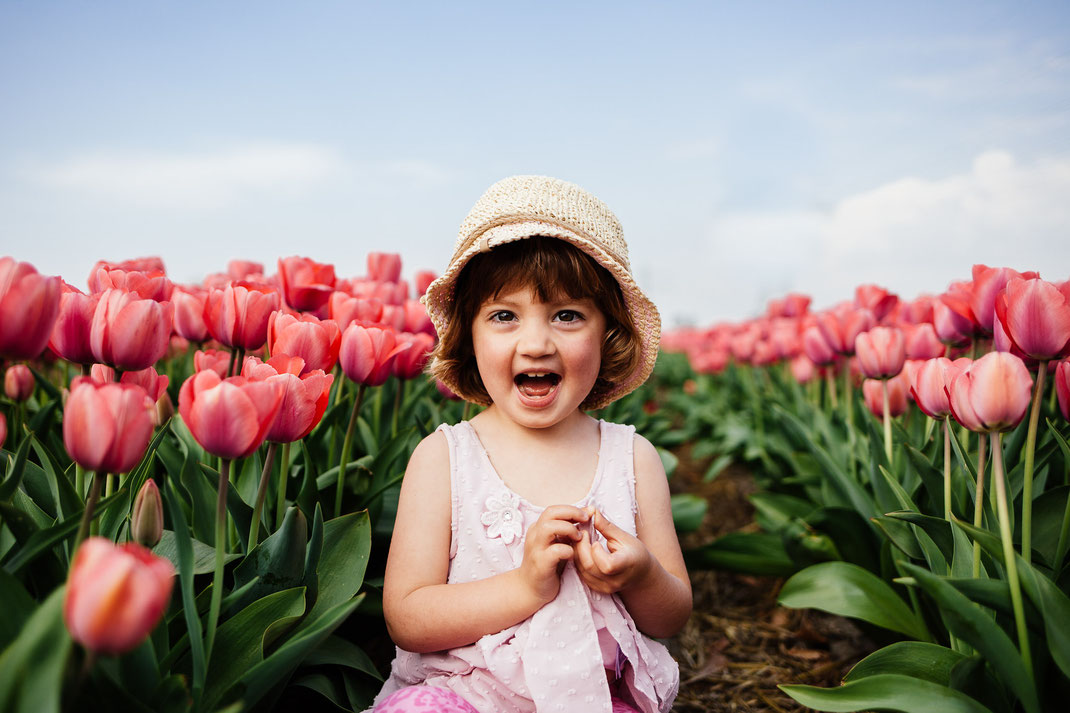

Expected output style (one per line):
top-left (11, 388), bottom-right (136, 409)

top-left (2, 1), bottom-right (1069, 325)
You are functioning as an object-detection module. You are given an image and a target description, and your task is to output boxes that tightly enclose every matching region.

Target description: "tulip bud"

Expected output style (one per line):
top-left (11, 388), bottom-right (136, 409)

top-left (1055, 360), bottom-right (1069, 422)
top-left (131, 479), bottom-right (163, 547)
top-left (4, 364), bottom-right (35, 402)
top-left (0, 412), bottom-right (6, 448)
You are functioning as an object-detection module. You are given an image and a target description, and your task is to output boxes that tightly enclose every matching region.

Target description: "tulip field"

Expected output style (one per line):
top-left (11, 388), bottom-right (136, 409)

top-left (0, 255), bottom-right (1069, 713)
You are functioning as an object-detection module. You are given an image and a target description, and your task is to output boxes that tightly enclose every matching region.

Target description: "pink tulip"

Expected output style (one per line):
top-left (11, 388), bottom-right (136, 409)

top-left (267, 311), bottom-right (341, 374)
top-left (789, 354), bottom-right (818, 384)
top-left (49, 282), bottom-right (99, 365)
top-left (171, 286), bottom-right (209, 342)
top-left (90, 289), bottom-right (173, 370)
top-left (898, 296), bottom-right (934, 325)
top-left (96, 365), bottom-right (169, 403)
top-left (413, 270), bottom-right (437, 296)
top-left (729, 327), bottom-right (759, 363)
top-left (802, 326), bottom-right (837, 366)
top-left (855, 327), bottom-right (906, 379)
top-left (0, 257), bottom-right (62, 360)
top-left (968, 264), bottom-right (1038, 335)
top-left (63, 377), bottom-right (155, 473)
top-left (329, 291), bottom-right (383, 330)
top-left (339, 324), bottom-right (410, 386)
top-left (194, 348), bottom-right (231, 377)
top-left (88, 257), bottom-right (166, 282)
top-left (0, 412), bottom-right (6, 448)
top-left (768, 318), bottom-right (802, 360)
top-left (5, 364), bottom-right (34, 402)
top-left (863, 374), bottom-right (908, 418)
top-left (131, 479), bottom-right (164, 548)
top-left (89, 265), bottom-right (173, 302)
top-left (994, 277), bottom-right (1070, 360)
top-left (242, 355), bottom-right (334, 442)
top-left (854, 284), bottom-right (899, 321)
top-left (910, 357), bottom-right (967, 419)
top-left (948, 351), bottom-right (1033, 433)
top-left (64, 537), bottom-right (174, 655)
top-left (767, 293), bottom-right (811, 318)
top-left (379, 304), bottom-right (407, 332)
top-left (202, 281), bottom-right (280, 350)
top-left (403, 299), bottom-right (435, 336)
top-left (393, 332), bottom-right (436, 380)
top-left (816, 304), bottom-right (875, 355)
top-left (933, 297), bottom-right (973, 346)
top-left (278, 256), bottom-right (336, 312)
top-left (367, 252), bottom-right (402, 283)
top-left (436, 379), bottom-right (462, 401)
top-left (349, 279), bottom-right (408, 305)
top-left (1056, 360), bottom-right (1069, 421)
top-left (227, 260), bottom-right (265, 281)
top-left (902, 323), bottom-right (945, 360)
top-left (178, 369), bottom-right (284, 459)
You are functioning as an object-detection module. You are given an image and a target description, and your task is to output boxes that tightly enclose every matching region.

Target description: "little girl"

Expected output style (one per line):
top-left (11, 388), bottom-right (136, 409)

top-left (373, 175), bottom-right (691, 713)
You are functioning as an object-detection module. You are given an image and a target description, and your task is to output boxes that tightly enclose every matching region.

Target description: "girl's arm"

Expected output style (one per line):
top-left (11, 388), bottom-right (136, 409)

top-left (574, 434), bottom-right (692, 638)
top-left (383, 432), bottom-right (588, 653)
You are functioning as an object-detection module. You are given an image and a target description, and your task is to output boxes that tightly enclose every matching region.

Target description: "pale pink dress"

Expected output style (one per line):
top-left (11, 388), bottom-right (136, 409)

top-left (371, 420), bottom-right (679, 713)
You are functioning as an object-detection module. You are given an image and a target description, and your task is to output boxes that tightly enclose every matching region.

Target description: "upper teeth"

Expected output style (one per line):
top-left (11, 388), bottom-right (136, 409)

top-left (524, 372), bottom-right (549, 377)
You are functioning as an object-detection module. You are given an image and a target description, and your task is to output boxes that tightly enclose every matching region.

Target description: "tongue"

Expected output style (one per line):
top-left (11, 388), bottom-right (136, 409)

top-left (518, 376), bottom-right (555, 397)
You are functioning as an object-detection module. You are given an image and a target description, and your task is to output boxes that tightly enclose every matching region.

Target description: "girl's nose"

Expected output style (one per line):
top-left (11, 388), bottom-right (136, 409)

top-left (516, 322), bottom-right (555, 357)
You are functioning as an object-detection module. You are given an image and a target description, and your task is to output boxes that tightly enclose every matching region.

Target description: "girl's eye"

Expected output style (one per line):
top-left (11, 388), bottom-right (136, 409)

top-left (554, 310), bottom-right (583, 323)
top-left (490, 310), bottom-right (516, 323)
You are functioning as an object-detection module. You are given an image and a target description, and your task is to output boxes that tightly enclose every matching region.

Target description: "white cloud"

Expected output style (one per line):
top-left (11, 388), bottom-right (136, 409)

top-left (26, 144), bottom-right (345, 208)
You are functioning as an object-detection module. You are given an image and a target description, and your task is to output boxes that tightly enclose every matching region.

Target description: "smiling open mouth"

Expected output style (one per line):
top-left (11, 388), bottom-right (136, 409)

top-left (514, 372), bottom-right (561, 399)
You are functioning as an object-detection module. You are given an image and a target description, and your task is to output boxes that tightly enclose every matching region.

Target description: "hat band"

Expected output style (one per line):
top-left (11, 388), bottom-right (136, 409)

top-left (455, 214), bottom-right (629, 269)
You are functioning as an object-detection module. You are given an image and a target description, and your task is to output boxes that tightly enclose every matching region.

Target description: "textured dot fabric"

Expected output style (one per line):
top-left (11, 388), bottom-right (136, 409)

top-left (370, 420), bottom-right (678, 713)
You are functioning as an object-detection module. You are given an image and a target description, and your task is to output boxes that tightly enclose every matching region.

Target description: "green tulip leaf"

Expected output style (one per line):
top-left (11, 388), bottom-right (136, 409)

top-left (843, 641), bottom-right (967, 685)
top-left (303, 634), bottom-right (383, 681)
top-left (779, 562), bottom-right (928, 640)
top-left (684, 532), bottom-right (797, 576)
top-left (806, 507), bottom-right (880, 572)
top-left (293, 510), bottom-right (371, 638)
top-left (0, 434), bottom-right (35, 501)
top-left (886, 511), bottom-right (953, 562)
top-left (0, 569), bottom-right (37, 651)
top-left (781, 673), bottom-right (994, 713)
top-left (292, 673), bottom-right (350, 711)
top-left (164, 479), bottom-right (207, 703)
top-left (152, 530), bottom-right (240, 575)
top-left (872, 515), bottom-right (925, 560)
top-left (750, 492), bottom-right (814, 532)
top-left (670, 493), bottom-right (707, 533)
top-left (0, 586), bottom-right (72, 713)
top-left (703, 453), bottom-right (733, 482)
top-left (231, 507), bottom-right (309, 612)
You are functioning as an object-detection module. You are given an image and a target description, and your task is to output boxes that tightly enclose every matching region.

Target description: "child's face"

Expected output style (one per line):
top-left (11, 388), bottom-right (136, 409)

top-left (471, 286), bottom-right (606, 429)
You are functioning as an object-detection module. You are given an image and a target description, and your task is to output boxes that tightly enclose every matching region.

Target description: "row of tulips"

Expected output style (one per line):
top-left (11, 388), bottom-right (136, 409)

top-left (662, 264), bottom-right (1070, 712)
top-left (0, 252), bottom-right (472, 713)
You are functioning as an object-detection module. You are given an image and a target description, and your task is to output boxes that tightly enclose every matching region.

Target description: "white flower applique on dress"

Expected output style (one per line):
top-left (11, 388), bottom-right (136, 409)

top-left (481, 493), bottom-right (523, 545)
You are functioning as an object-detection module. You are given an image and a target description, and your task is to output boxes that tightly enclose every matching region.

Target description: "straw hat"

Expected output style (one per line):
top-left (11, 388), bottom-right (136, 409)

top-left (422, 175), bottom-right (661, 409)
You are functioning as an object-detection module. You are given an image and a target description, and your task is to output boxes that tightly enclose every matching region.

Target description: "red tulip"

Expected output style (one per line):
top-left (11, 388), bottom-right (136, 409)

top-left (802, 326), bottom-right (837, 366)
top-left (178, 369), bottom-right (284, 459)
top-left (90, 289), bottom-right (173, 370)
top-left (5, 364), bottom-right (34, 402)
top-left (379, 304), bottom-right (407, 332)
top-left (0, 412), bottom-right (6, 448)
top-left (768, 318), bottom-right (802, 360)
top-left (436, 379), bottom-right (462, 401)
top-left (948, 351), bottom-right (1033, 433)
top-left (393, 332), bottom-right (436, 380)
top-left (902, 323), bottom-right (945, 360)
top-left (227, 260), bottom-right (265, 281)
top-left (194, 348), bottom-right (230, 377)
top-left (863, 374), bottom-right (908, 418)
top-left (267, 311), bottom-right (341, 374)
top-left (932, 297), bottom-right (973, 346)
top-left (0, 257), bottom-right (62, 360)
top-left (910, 357), bottom-right (969, 419)
top-left (242, 355), bottom-right (334, 442)
top-left (89, 265), bottom-right (173, 302)
top-left (92, 364), bottom-right (170, 404)
top-left (1056, 360), bottom-right (1069, 421)
top-left (339, 324), bottom-right (410, 386)
top-left (49, 282), bottom-right (99, 365)
top-left (348, 278), bottom-right (408, 305)
top-left (367, 252), bottom-right (402, 283)
top-left (767, 293), bottom-right (811, 319)
top-left (994, 278), bottom-right (1070, 360)
top-left (171, 286), bottom-right (209, 342)
top-left (88, 257), bottom-right (166, 282)
top-left (897, 295), bottom-right (935, 325)
top-left (855, 327), bottom-right (905, 379)
top-left (789, 354), bottom-right (817, 384)
top-left (64, 537), bottom-right (174, 655)
top-left (729, 326), bottom-right (759, 363)
top-left (816, 304), bottom-right (875, 355)
top-left (413, 270), bottom-right (437, 296)
top-left (278, 256), bottom-right (336, 312)
top-left (63, 377), bottom-right (155, 473)
top-left (202, 280), bottom-right (280, 350)
top-left (131, 479), bottom-right (164, 548)
top-left (854, 284), bottom-right (898, 321)
top-left (403, 299), bottom-right (435, 336)
top-left (964, 264), bottom-right (1039, 335)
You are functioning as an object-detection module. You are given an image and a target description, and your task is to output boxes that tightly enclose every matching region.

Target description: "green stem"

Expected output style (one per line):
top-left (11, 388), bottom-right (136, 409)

top-left (104, 473), bottom-right (115, 498)
top-left (205, 459), bottom-right (231, 667)
top-left (992, 432), bottom-right (1033, 677)
top-left (825, 369), bottom-right (838, 409)
top-left (1020, 362), bottom-right (1046, 568)
top-left (75, 465), bottom-right (85, 500)
top-left (972, 432), bottom-right (987, 578)
top-left (393, 378), bottom-right (404, 438)
top-left (334, 383), bottom-right (366, 519)
top-left (73, 471), bottom-right (103, 552)
top-left (275, 441), bottom-right (292, 529)
top-left (844, 364), bottom-right (856, 479)
top-left (882, 379), bottom-right (893, 464)
top-left (248, 442), bottom-right (278, 549)
top-left (462, 401), bottom-right (472, 421)
top-left (943, 418), bottom-right (952, 521)
top-left (1056, 486), bottom-right (1070, 569)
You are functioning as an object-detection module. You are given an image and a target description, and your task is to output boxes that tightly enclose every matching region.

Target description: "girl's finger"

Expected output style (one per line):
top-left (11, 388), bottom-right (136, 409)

top-left (547, 542), bottom-right (575, 562)
top-left (541, 504), bottom-right (591, 524)
top-left (591, 509), bottom-right (627, 540)
top-left (540, 519), bottom-right (583, 543)
top-left (591, 538), bottom-right (619, 575)
top-left (574, 531), bottom-right (597, 572)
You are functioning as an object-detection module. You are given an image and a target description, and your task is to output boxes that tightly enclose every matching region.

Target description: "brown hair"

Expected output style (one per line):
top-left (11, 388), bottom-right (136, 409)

top-left (428, 237), bottom-right (641, 410)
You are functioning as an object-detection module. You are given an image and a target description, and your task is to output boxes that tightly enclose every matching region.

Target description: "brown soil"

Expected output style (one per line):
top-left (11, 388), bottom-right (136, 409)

top-left (668, 448), bottom-right (876, 712)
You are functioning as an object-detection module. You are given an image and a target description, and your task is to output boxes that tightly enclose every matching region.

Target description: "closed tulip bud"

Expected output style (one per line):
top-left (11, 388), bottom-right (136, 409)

top-left (267, 311), bottom-right (341, 374)
top-left (932, 298), bottom-right (973, 347)
top-left (171, 286), bottom-right (209, 342)
top-left (1056, 360), bottom-right (1069, 421)
top-left (203, 281), bottom-right (280, 350)
top-left (802, 326), bottom-right (837, 366)
top-left (178, 369), bottom-right (284, 459)
top-left (994, 277), bottom-right (1070, 360)
top-left (789, 354), bottom-right (817, 384)
top-left (329, 291), bottom-right (383, 330)
top-left (339, 324), bottom-right (410, 386)
top-left (155, 390), bottom-right (174, 426)
top-left (854, 284), bottom-right (899, 321)
top-left (393, 332), bottom-right (436, 380)
top-left (194, 348), bottom-right (231, 377)
top-left (863, 374), bottom-right (909, 418)
top-left (855, 326), bottom-right (906, 379)
top-left (64, 378), bottom-right (155, 474)
top-left (5, 364), bottom-right (34, 402)
top-left (0, 257), bottom-right (62, 360)
top-left (89, 266), bottom-right (173, 302)
top-left (278, 256), bottom-right (336, 312)
top-left (0, 412), bottom-right (5, 447)
top-left (49, 282), bottom-right (100, 365)
top-left (367, 252), bottom-right (402, 283)
top-left (413, 270), bottom-right (437, 296)
top-left (90, 288), bottom-right (174, 370)
top-left (64, 537), bottom-right (174, 655)
top-left (131, 479), bottom-right (163, 547)
top-left (909, 357), bottom-right (967, 419)
top-left (816, 304), bottom-right (875, 356)
top-left (242, 354), bottom-right (334, 442)
top-left (968, 264), bottom-right (1039, 335)
top-left (403, 299), bottom-right (435, 336)
top-left (948, 351), bottom-right (1033, 433)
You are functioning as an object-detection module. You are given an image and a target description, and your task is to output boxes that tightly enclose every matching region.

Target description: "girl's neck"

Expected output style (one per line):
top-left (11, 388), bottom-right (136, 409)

top-left (472, 405), bottom-right (597, 448)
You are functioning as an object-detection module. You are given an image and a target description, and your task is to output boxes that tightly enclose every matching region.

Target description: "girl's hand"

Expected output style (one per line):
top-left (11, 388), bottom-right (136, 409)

top-left (521, 505), bottom-right (590, 604)
top-left (574, 508), bottom-right (653, 595)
